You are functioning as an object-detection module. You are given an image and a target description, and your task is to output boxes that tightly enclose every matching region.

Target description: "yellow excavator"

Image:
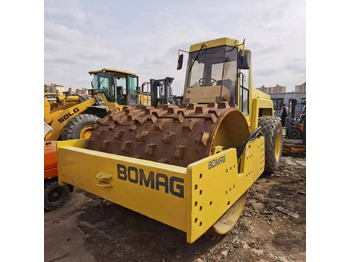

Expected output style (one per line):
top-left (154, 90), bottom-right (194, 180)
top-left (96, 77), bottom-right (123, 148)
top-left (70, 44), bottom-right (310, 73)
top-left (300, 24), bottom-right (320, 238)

top-left (57, 37), bottom-right (283, 243)
top-left (44, 69), bottom-right (151, 141)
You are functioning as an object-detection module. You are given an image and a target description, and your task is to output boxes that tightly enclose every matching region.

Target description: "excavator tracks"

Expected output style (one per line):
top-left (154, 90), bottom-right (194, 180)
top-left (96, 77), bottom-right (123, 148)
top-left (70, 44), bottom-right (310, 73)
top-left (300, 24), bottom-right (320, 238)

top-left (86, 102), bottom-right (247, 167)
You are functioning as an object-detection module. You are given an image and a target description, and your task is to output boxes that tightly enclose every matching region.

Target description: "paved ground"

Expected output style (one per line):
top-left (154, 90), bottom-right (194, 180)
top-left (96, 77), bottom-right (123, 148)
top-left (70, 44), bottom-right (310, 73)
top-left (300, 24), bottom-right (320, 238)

top-left (45, 155), bottom-right (306, 262)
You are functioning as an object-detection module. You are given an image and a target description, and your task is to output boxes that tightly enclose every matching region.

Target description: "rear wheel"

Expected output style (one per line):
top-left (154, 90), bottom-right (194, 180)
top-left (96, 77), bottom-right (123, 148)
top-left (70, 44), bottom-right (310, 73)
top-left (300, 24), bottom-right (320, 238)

top-left (288, 128), bottom-right (301, 139)
top-left (61, 114), bottom-right (99, 140)
top-left (44, 180), bottom-right (70, 211)
top-left (258, 116), bottom-right (283, 174)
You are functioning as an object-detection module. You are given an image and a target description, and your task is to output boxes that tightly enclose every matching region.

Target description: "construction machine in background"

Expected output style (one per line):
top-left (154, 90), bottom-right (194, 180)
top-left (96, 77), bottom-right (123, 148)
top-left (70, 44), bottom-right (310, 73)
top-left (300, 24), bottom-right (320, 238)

top-left (142, 77), bottom-right (183, 107)
top-left (44, 69), bottom-right (152, 141)
top-left (56, 37), bottom-right (283, 243)
top-left (286, 99), bottom-right (304, 139)
top-left (88, 68), bottom-right (152, 109)
top-left (283, 98), bottom-right (306, 155)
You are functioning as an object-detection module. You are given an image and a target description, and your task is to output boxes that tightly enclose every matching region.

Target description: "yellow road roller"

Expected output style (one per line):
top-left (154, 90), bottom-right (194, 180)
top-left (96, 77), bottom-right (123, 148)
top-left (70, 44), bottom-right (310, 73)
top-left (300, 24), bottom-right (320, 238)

top-left (57, 37), bottom-right (283, 243)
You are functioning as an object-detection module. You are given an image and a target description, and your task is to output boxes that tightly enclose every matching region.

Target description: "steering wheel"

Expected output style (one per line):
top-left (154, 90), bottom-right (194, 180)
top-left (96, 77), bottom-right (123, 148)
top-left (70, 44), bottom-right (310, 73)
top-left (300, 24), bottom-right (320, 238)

top-left (198, 78), bottom-right (217, 87)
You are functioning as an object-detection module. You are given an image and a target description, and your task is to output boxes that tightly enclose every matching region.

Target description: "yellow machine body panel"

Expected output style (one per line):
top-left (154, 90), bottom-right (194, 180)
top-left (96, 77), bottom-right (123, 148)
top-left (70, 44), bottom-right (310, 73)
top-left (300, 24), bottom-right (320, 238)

top-left (94, 93), bottom-right (123, 111)
top-left (252, 87), bottom-right (271, 100)
top-left (250, 96), bottom-right (275, 132)
top-left (57, 136), bottom-right (265, 243)
top-left (190, 38), bottom-right (241, 52)
top-left (57, 140), bottom-right (188, 231)
top-left (186, 137), bottom-right (264, 242)
top-left (138, 93), bottom-right (151, 106)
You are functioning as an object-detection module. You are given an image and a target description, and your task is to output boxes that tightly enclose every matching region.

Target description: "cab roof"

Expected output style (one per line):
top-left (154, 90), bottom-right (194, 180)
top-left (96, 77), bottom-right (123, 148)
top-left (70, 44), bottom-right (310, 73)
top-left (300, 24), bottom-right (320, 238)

top-left (189, 37), bottom-right (249, 52)
top-left (88, 68), bottom-right (137, 76)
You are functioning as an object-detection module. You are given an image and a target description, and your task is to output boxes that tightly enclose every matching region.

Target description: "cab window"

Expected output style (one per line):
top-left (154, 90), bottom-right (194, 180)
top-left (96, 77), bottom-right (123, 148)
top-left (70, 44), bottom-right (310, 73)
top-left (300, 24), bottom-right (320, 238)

top-left (240, 69), bottom-right (249, 115)
top-left (129, 75), bottom-right (138, 95)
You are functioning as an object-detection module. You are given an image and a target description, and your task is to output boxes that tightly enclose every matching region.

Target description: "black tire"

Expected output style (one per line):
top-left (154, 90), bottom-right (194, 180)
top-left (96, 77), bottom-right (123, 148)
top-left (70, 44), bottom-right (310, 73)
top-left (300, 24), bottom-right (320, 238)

top-left (44, 180), bottom-right (70, 211)
top-left (288, 128), bottom-right (301, 139)
top-left (61, 114), bottom-right (99, 140)
top-left (258, 116), bottom-right (283, 174)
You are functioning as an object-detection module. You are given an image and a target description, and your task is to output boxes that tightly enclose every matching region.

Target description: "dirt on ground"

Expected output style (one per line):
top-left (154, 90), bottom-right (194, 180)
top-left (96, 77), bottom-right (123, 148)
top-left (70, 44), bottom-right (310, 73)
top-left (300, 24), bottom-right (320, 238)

top-left (44, 155), bottom-right (306, 262)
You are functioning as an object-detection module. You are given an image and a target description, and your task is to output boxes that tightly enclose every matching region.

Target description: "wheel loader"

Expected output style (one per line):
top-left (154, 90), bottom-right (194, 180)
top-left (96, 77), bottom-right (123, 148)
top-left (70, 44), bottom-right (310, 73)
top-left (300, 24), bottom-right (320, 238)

top-left (56, 37), bottom-right (283, 243)
top-left (44, 69), bottom-right (151, 141)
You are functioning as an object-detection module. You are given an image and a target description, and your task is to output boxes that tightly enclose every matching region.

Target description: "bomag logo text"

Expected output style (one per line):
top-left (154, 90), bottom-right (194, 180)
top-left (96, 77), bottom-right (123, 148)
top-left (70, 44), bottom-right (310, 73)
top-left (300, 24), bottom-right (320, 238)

top-left (117, 164), bottom-right (184, 198)
top-left (208, 155), bottom-right (226, 170)
top-left (58, 107), bottom-right (80, 123)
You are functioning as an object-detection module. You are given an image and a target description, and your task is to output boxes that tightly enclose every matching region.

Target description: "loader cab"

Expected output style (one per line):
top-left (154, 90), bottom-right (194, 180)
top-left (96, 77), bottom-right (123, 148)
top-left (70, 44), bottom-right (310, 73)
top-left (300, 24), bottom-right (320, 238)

top-left (89, 68), bottom-right (140, 107)
top-left (179, 38), bottom-right (251, 116)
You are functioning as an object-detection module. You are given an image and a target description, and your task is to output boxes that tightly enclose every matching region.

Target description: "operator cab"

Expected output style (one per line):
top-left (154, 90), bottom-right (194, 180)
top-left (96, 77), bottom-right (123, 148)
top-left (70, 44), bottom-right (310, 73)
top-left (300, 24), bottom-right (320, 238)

top-left (89, 68), bottom-right (139, 106)
top-left (178, 38), bottom-right (251, 115)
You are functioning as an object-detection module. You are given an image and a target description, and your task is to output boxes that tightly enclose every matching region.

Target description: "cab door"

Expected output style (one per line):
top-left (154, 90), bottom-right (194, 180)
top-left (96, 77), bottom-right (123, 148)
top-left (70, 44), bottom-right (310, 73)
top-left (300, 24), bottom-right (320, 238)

top-left (127, 75), bottom-right (139, 106)
top-left (238, 69), bottom-right (251, 126)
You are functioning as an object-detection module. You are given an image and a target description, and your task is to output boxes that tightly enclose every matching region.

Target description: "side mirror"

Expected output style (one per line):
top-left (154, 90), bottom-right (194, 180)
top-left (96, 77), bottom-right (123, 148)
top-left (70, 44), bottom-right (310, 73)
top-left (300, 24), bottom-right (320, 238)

top-left (136, 86), bottom-right (141, 94)
top-left (177, 54), bottom-right (184, 70)
top-left (237, 50), bottom-right (251, 69)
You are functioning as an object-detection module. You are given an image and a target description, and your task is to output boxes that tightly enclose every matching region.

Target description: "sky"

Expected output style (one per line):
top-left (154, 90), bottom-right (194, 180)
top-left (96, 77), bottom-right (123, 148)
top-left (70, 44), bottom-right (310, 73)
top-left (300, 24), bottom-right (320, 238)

top-left (44, 0), bottom-right (305, 94)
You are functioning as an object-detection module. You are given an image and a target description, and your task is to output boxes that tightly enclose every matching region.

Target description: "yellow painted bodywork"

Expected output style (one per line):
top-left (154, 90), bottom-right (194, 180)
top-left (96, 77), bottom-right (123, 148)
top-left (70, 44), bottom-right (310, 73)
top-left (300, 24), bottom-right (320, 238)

top-left (190, 37), bottom-right (241, 52)
top-left (94, 93), bottom-right (122, 111)
top-left (250, 94), bottom-right (274, 132)
top-left (57, 136), bottom-right (265, 243)
top-left (139, 93), bottom-right (151, 106)
top-left (57, 139), bottom-right (187, 231)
